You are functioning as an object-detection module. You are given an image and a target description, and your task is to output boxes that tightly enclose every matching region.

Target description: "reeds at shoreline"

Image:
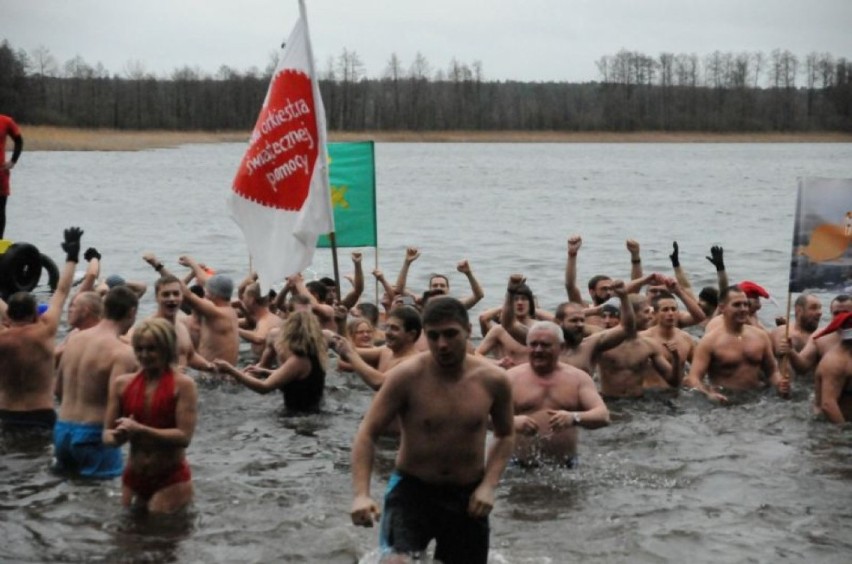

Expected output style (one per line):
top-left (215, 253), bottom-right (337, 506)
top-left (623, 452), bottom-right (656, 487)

top-left (22, 125), bottom-right (852, 151)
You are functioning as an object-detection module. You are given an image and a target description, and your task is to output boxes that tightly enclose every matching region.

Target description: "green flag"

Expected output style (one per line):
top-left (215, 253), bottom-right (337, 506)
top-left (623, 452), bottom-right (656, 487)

top-left (317, 141), bottom-right (377, 248)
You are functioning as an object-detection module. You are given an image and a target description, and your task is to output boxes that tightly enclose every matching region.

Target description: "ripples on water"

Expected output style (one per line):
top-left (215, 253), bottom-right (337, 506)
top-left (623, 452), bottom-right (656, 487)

top-left (3, 143), bottom-right (852, 562)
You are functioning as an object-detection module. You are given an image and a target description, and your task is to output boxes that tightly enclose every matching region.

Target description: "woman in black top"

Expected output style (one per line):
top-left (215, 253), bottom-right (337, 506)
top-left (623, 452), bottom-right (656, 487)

top-left (214, 311), bottom-right (328, 412)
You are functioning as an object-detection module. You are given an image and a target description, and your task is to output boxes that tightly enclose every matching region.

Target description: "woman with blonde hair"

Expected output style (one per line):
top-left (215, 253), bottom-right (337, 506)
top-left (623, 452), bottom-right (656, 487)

top-left (214, 311), bottom-right (328, 412)
top-left (337, 317), bottom-right (375, 372)
top-left (103, 318), bottom-right (198, 513)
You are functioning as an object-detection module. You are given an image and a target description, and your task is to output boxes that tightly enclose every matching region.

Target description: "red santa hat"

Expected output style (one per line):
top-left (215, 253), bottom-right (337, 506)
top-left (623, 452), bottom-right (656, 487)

top-left (813, 311), bottom-right (852, 340)
top-left (737, 280), bottom-right (770, 299)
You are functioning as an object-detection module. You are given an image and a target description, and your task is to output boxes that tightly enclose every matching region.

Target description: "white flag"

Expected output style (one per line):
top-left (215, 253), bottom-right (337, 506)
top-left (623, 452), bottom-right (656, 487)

top-left (229, 0), bottom-right (334, 293)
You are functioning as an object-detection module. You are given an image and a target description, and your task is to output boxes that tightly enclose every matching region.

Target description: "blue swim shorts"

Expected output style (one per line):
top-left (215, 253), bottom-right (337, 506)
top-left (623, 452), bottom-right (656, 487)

top-left (53, 420), bottom-right (123, 479)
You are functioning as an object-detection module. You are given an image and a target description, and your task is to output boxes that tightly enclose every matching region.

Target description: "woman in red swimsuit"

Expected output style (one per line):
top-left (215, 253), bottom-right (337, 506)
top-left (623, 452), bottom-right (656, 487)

top-left (103, 318), bottom-right (198, 513)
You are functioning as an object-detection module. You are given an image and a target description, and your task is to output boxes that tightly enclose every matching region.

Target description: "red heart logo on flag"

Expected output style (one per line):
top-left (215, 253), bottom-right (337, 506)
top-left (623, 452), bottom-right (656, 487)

top-left (233, 69), bottom-right (319, 211)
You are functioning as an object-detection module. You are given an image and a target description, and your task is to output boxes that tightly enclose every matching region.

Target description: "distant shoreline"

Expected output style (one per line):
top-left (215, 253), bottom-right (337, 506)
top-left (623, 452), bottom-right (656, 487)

top-left (24, 125), bottom-right (852, 151)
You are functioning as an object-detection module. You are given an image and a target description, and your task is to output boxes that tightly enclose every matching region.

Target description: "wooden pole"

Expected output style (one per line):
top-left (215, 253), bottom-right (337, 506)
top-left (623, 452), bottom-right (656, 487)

top-left (779, 290), bottom-right (793, 397)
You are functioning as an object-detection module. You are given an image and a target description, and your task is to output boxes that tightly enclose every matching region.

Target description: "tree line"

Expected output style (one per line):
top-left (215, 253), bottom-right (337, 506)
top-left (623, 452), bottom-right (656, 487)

top-left (1, 41), bottom-right (850, 133)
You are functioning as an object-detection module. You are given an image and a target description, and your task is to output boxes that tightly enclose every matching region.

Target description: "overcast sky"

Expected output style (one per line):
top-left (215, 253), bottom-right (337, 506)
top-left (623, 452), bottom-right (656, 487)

top-left (4, 0), bottom-right (851, 83)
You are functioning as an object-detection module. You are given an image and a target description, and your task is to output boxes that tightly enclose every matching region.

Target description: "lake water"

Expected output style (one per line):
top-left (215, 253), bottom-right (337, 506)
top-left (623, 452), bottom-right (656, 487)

top-left (2, 142), bottom-right (852, 563)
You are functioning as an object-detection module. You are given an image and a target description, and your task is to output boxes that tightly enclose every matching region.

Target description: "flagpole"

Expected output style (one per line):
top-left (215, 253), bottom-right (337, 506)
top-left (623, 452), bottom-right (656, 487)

top-left (374, 248), bottom-right (379, 305)
top-left (328, 231), bottom-right (342, 303)
top-left (780, 291), bottom-right (792, 396)
top-left (300, 0), bottom-right (340, 301)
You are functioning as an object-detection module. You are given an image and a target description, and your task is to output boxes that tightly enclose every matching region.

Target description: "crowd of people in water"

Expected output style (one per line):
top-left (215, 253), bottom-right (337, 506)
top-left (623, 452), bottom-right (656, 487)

top-left (1, 226), bottom-right (850, 564)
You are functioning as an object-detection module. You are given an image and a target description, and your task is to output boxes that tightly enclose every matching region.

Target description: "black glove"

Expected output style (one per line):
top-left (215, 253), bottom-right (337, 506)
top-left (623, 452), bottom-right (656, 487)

top-left (83, 247), bottom-right (101, 262)
top-left (669, 241), bottom-right (680, 268)
top-left (706, 245), bottom-right (725, 272)
top-left (62, 227), bottom-right (84, 263)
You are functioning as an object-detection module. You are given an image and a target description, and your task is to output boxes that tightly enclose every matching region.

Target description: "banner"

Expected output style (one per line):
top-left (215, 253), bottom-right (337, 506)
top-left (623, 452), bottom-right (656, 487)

top-left (318, 141), bottom-right (377, 248)
top-left (228, 0), bottom-right (334, 293)
top-left (789, 177), bottom-right (852, 293)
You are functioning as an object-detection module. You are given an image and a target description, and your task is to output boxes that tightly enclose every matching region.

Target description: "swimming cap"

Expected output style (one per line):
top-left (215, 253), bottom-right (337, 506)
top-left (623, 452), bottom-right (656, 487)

top-left (105, 274), bottom-right (126, 289)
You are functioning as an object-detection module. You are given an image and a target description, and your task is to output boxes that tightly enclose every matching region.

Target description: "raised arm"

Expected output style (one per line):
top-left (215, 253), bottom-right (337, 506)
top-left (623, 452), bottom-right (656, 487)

top-left (593, 280), bottom-right (636, 353)
top-left (372, 267), bottom-right (394, 308)
top-left (77, 247), bottom-right (101, 293)
top-left (627, 239), bottom-right (643, 281)
top-left (291, 274), bottom-right (335, 322)
top-left (394, 247), bottom-right (420, 296)
top-left (669, 241), bottom-right (697, 301)
top-left (341, 251), bottom-right (365, 309)
top-left (501, 274), bottom-right (529, 344)
top-left (456, 259), bottom-right (484, 310)
top-left (625, 272), bottom-right (657, 296)
top-left (143, 252), bottom-right (218, 319)
top-left (564, 235), bottom-right (584, 304)
top-left (179, 255), bottom-right (212, 288)
top-left (42, 227), bottom-right (83, 334)
top-left (706, 245), bottom-right (729, 293)
top-left (666, 278), bottom-right (706, 327)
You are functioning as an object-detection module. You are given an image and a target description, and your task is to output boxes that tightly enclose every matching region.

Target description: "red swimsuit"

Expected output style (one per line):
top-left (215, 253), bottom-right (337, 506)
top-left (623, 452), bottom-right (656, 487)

top-left (120, 370), bottom-right (191, 499)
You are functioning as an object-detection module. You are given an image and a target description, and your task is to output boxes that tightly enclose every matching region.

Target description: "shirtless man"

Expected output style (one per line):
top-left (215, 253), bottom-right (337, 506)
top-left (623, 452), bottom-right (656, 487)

top-left (238, 282), bottom-right (281, 360)
top-left (814, 312), bottom-right (852, 423)
top-left (335, 305), bottom-right (421, 390)
top-left (789, 295), bottom-right (852, 373)
top-left (54, 286), bottom-right (138, 478)
top-left (771, 293), bottom-right (822, 363)
top-left (144, 253), bottom-right (239, 365)
top-left (475, 275), bottom-right (544, 367)
top-left (0, 227), bottom-right (81, 431)
top-left (286, 274), bottom-right (337, 331)
top-left (598, 295), bottom-right (677, 398)
top-left (138, 274), bottom-right (213, 372)
top-left (350, 297), bottom-right (514, 564)
top-left (507, 321), bottom-right (610, 467)
top-left (786, 295), bottom-right (852, 409)
top-left (329, 251), bottom-right (365, 309)
top-left (705, 280), bottom-right (770, 334)
top-left (563, 235), bottom-right (615, 327)
top-left (685, 285), bottom-right (789, 403)
top-left (555, 278), bottom-right (633, 376)
top-left (641, 290), bottom-right (696, 381)
top-left (55, 291), bottom-right (103, 365)
top-left (394, 246), bottom-right (485, 310)
top-left (626, 275), bottom-right (706, 329)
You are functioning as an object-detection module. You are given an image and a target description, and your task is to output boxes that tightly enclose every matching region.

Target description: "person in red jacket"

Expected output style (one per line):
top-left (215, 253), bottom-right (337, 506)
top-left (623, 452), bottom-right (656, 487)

top-left (0, 114), bottom-right (23, 239)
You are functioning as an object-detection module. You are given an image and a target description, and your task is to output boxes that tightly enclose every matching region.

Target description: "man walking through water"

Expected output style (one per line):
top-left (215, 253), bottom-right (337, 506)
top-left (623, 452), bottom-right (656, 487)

top-left (350, 297), bottom-right (514, 564)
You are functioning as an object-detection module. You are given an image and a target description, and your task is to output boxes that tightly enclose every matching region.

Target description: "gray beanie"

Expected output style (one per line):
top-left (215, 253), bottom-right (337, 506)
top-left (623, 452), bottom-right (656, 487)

top-left (206, 274), bottom-right (234, 300)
